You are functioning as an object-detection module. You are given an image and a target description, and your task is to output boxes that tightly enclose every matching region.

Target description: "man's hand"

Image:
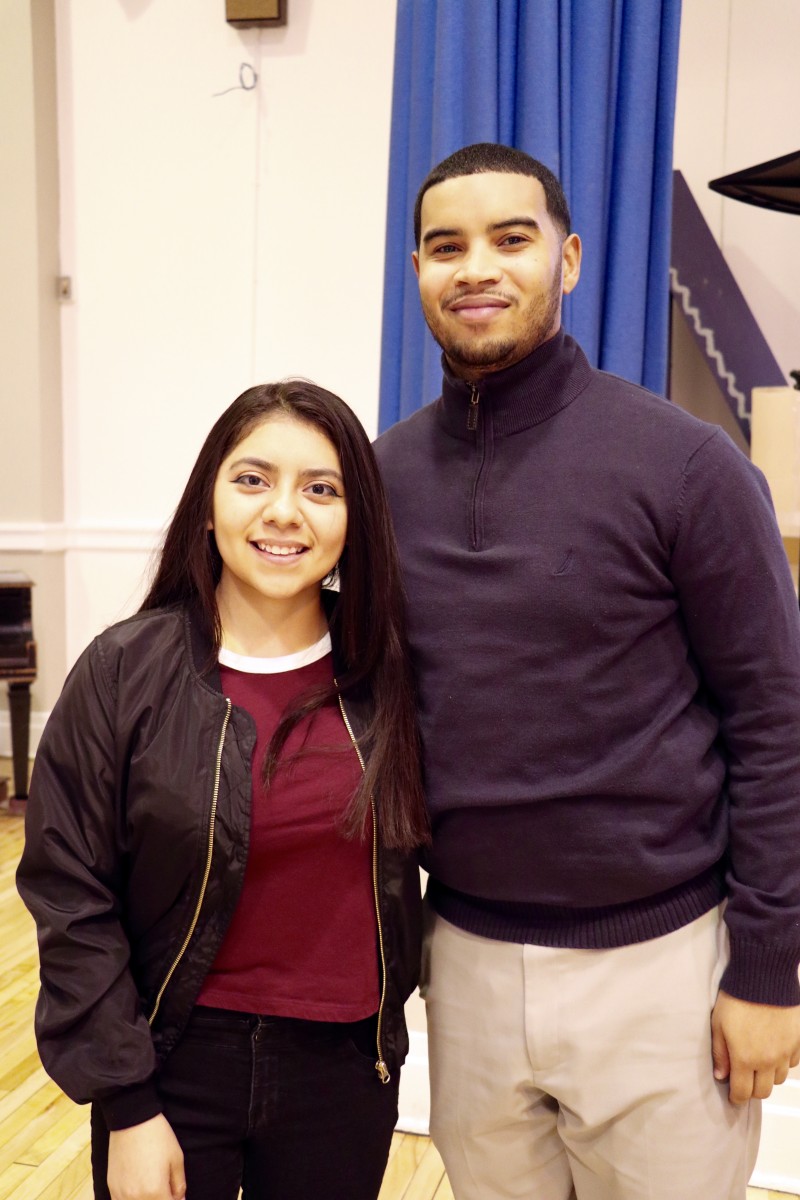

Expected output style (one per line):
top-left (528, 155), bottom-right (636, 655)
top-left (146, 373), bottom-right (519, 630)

top-left (711, 990), bottom-right (800, 1105)
top-left (107, 1114), bottom-right (186, 1200)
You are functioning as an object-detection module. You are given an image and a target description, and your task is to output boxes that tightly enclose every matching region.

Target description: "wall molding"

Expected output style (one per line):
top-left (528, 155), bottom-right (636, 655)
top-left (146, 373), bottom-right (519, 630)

top-left (0, 521), bottom-right (162, 554)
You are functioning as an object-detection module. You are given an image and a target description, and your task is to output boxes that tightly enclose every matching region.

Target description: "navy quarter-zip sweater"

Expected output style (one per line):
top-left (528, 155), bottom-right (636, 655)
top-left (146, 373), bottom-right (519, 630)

top-left (375, 329), bottom-right (800, 1007)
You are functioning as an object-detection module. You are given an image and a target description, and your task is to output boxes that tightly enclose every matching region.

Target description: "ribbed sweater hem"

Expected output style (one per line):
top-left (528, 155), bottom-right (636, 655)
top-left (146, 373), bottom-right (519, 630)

top-left (428, 865), bottom-right (725, 949)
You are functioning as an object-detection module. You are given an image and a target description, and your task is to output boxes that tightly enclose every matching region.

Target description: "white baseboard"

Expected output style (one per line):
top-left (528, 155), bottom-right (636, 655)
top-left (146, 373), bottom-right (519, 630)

top-left (0, 710), bottom-right (48, 760)
top-left (397, 1029), bottom-right (430, 1135)
top-left (751, 1079), bottom-right (800, 1191)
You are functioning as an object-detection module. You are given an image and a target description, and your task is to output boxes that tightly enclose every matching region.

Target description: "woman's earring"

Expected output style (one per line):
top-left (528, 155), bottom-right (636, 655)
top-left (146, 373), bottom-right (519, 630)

top-left (322, 562), bottom-right (340, 590)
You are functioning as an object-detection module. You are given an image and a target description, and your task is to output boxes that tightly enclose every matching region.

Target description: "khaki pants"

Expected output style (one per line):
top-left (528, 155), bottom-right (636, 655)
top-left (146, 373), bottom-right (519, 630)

top-left (422, 905), bottom-right (760, 1200)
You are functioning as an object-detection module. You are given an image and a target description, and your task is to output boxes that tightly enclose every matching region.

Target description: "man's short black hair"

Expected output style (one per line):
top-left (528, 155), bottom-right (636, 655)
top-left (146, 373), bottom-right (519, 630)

top-left (413, 142), bottom-right (571, 248)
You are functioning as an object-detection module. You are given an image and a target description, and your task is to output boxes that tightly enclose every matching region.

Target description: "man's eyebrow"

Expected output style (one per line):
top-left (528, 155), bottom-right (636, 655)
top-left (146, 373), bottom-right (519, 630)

top-left (488, 217), bottom-right (540, 233)
top-left (422, 226), bottom-right (462, 247)
top-left (228, 457), bottom-right (343, 484)
top-left (422, 217), bottom-right (541, 247)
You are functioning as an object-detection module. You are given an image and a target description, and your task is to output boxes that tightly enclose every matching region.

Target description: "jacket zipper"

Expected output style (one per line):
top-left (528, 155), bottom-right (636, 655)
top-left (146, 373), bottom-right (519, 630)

top-left (467, 383), bottom-right (480, 431)
top-left (336, 690), bottom-right (391, 1084)
top-left (148, 698), bottom-right (232, 1026)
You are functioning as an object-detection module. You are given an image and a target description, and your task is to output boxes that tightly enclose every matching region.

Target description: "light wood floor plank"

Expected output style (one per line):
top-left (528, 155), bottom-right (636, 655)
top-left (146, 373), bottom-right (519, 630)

top-left (433, 1170), bottom-right (456, 1200)
top-left (0, 1088), bottom-right (77, 1171)
top-left (395, 1139), bottom-right (447, 1200)
top-left (15, 1102), bottom-right (89, 1170)
top-left (29, 1144), bottom-right (91, 1200)
top-left (0, 1122), bottom-right (90, 1200)
top-left (0, 1071), bottom-right (53, 1127)
top-left (0, 1165), bottom-right (34, 1200)
top-left (378, 1131), bottom-right (430, 1199)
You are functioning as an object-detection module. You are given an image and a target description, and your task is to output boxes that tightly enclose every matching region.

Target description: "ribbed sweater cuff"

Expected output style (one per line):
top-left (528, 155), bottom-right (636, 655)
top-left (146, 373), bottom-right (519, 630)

top-left (98, 1079), bottom-right (163, 1131)
top-left (720, 937), bottom-right (800, 1006)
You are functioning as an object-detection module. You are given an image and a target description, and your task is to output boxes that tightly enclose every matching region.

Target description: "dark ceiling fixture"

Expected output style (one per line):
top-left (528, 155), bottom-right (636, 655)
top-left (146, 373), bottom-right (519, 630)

top-left (709, 149), bottom-right (800, 216)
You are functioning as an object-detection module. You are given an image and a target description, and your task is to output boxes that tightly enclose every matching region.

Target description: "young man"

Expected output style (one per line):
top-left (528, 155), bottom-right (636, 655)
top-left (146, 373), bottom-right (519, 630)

top-left (375, 143), bottom-right (800, 1200)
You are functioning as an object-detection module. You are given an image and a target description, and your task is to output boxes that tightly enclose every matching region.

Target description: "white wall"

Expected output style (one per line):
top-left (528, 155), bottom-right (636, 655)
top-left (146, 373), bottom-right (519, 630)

top-left (53, 0), bottom-right (398, 663)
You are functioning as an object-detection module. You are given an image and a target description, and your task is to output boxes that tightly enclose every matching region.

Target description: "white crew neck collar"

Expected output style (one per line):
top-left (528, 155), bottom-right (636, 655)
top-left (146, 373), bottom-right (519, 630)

top-left (218, 631), bottom-right (332, 674)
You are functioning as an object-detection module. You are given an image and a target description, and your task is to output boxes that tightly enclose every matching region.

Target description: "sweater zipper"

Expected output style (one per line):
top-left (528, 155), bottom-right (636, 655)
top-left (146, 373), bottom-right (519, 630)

top-left (148, 698), bottom-right (232, 1026)
top-left (467, 383), bottom-right (480, 431)
top-left (468, 384), bottom-right (486, 551)
top-left (336, 689), bottom-right (391, 1084)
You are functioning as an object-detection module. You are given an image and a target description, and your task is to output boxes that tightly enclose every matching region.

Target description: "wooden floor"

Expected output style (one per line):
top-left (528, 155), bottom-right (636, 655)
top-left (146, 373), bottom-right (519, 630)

top-left (0, 795), bottom-right (795, 1200)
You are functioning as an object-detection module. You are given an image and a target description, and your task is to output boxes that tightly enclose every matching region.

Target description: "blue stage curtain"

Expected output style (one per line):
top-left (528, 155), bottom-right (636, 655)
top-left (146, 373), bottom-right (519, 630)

top-left (378, 0), bottom-right (682, 430)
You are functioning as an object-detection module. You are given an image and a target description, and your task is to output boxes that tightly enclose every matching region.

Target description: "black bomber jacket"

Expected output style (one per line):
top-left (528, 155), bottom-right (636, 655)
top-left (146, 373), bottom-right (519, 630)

top-left (17, 603), bottom-right (422, 1129)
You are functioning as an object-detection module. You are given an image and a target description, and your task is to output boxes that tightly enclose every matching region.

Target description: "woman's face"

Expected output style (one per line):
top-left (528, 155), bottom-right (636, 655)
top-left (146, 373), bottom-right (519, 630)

top-left (210, 413), bottom-right (347, 619)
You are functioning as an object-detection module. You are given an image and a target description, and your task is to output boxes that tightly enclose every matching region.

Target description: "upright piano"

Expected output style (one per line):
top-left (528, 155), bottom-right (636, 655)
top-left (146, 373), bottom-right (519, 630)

top-left (0, 572), bottom-right (36, 807)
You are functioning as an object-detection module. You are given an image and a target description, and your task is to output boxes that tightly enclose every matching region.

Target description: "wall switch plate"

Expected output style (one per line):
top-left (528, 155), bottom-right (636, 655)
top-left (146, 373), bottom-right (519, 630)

top-left (226, 0), bottom-right (286, 26)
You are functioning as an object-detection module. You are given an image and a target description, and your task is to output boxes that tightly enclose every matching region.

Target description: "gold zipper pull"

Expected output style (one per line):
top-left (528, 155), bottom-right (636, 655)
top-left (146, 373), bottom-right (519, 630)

top-left (375, 1059), bottom-right (391, 1084)
top-left (467, 385), bottom-right (480, 431)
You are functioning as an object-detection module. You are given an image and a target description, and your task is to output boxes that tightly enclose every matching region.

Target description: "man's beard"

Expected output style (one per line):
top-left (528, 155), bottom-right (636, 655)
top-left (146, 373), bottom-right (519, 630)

top-left (424, 269), bottom-right (562, 375)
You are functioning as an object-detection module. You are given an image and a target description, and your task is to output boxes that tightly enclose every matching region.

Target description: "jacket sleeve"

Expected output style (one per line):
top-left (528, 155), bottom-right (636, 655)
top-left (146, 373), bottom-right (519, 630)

top-left (671, 430), bottom-right (800, 1006)
top-left (16, 637), bottom-right (163, 1129)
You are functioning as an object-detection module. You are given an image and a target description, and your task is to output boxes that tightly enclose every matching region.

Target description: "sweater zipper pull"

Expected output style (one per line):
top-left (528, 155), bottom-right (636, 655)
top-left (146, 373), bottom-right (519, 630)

top-left (467, 385), bottom-right (480, 432)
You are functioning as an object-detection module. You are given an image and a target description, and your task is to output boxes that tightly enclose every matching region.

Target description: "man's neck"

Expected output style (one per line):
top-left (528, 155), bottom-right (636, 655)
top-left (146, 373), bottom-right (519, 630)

top-left (445, 328), bottom-right (562, 386)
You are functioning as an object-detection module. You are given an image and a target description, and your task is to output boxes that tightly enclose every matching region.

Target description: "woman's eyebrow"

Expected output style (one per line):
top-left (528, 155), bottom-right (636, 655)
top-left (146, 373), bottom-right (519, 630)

top-left (228, 457), bottom-right (343, 484)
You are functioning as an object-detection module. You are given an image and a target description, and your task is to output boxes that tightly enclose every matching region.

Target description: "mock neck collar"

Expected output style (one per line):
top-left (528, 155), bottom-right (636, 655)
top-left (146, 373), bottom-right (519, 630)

top-left (438, 328), bottom-right (593, 440)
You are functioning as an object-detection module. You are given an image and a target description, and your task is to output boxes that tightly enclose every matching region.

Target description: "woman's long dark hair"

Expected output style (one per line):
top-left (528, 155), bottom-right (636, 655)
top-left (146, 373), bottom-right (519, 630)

top-left (140, 380), bottom-right (429, 851)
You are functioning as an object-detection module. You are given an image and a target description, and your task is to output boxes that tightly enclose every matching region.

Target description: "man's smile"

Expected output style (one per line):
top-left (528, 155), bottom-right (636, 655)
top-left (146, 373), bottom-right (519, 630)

top-left (446, 293), bottom-right (513, 324)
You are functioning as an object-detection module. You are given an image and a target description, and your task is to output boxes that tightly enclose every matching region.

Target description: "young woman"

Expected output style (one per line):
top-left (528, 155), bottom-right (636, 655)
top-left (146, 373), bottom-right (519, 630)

top-left (17, 381), bottom-right (429, 1200)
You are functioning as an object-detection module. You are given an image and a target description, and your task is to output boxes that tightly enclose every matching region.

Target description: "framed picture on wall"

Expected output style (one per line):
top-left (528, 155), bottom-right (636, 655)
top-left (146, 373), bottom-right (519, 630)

top-left (226, 0), bottom-right (286, 26)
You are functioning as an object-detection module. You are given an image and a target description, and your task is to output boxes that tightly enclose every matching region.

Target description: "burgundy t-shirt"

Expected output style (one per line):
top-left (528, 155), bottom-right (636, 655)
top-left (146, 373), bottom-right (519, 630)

top-left (197, 636), bottom-right (379, 1020)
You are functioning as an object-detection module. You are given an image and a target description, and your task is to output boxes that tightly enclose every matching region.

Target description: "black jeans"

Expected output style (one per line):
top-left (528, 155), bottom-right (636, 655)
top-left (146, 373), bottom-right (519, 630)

top-left (91, 1007), bottom-right (400, 1200)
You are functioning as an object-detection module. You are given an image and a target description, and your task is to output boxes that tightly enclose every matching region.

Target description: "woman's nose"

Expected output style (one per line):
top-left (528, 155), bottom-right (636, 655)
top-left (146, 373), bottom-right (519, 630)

top-left (262, 487), bottom-right (301, 526)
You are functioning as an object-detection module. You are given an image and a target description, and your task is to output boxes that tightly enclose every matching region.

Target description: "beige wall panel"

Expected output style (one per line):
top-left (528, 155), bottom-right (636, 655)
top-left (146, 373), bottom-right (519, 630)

top-left (0, 3), bottom-right (41, 521)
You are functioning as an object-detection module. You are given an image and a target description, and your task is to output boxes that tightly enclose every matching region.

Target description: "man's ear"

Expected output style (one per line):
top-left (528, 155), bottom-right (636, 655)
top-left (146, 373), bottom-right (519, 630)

top-left (561, 233), bottom-right (581, 296)
top-left (412, 250), bottom-right (420, 279)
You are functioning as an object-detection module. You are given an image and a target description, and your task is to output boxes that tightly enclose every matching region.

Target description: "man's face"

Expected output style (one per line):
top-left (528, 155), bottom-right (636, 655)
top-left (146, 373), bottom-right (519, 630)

top-left (413, 172), bottom-right (581, 380)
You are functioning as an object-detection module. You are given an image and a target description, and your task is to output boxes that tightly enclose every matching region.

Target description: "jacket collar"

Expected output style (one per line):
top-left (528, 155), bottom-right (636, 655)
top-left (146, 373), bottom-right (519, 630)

top-left (181, 594), bottom-right (371, 748)
top-left (182, 591), bottom-right (350, 694)
top-left (184, 602), bottom-right (221, 691)
top-left (438, 328), bottom-right (593, 441)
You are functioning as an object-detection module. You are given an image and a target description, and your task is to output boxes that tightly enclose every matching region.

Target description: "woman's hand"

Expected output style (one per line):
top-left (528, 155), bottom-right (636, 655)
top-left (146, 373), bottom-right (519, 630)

top-left (107, 1114), bottom-right (186, 1200)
